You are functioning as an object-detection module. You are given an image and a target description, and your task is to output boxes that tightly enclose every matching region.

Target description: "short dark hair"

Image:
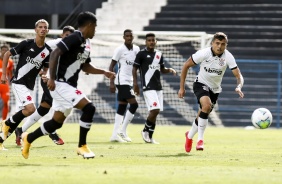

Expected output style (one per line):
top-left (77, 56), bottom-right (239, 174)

top-left (145, 33), bottom-right (155, 39)
top-left (63, 25), bottom-right (75, 33)
top-left (1, 45), bottom-right (9, 50)
top-left (77, 11), bottom-right (97, 27)
top-left (123, 29), bottom-right (132, 35)
top-left (212, 32), bottom-right (228, 43)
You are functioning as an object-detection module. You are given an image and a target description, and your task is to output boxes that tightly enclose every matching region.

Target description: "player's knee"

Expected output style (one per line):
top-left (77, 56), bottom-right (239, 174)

top-left (201, 103), bottom-right (212, 113)
top-left (150, 109), bottom-right (160, 117)
top-left (80, 103), bottom-right (96, 122)
top-left (37, 106), bottom-right (50, 116)
top-left (129, 103), bottom-right (138, 114)
top-left (117, 104), bottom-right (127, 116)
top-left (25, 104), bottom-right (36, 116)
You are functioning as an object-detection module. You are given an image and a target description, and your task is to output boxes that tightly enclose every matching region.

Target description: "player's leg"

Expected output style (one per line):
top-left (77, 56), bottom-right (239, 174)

top-left (118, 85), bottom-right (138, 142)
top-left (22, 110), bottom-right (65, 159)
top-left (1, 84), bottom-right (36, 141)
top-left (74, 97), bottom-right (96, 159)
top-left (110, 101), bottom-right (127, 142)
top-left (142, 90), bottom-right (161, 144)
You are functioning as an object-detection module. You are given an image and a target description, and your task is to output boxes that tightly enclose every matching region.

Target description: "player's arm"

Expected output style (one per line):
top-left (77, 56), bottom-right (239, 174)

top-left (0, 51), bottom-right (12, 84)
top-left (232, 67), bottom-right (244, 98)
top-left (82, 62), bottom-right (115, 80)
top-left (47, 47), bottom-right (62, 91)
top-left (109, 59), bottom-right (117, 93)
top-left (160, 66), bottom-right (177, 75)
top-left (7, 60), bottom-right (14, 81)
top-left (132, 65), bottom-right (139, 96)
top-left (178, 57), bottom-right (196, 99)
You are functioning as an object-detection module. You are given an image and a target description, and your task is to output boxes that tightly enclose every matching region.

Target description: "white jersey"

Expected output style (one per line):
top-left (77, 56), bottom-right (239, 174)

top-left (192, 47), bottom-right (237, 93)
top-left (46, 38), bottom-right (62, 50)
top-left (112, 44), bottom-right (140, 86)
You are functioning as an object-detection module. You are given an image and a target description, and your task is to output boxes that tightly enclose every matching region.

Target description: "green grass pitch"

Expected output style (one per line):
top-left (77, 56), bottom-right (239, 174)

top-left (0, 123), bottom-right (282, 184)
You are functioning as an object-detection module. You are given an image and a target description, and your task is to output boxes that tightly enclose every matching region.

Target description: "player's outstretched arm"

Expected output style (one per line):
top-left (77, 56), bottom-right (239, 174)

top-left (232, 67), bottom-right (244, 98)
top-left (82, 63), bottom-right (115, 79)
top-left (178, 57), bottom-right (195, 99)
top-left (161, 67), bottom-right (177, 75)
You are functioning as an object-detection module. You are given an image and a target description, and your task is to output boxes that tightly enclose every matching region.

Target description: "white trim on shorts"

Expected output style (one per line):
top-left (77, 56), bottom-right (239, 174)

top-left (11, 83), bottom-right (35, 112)
top-left (143, 90), bottom-right (163, 111)
top-left (50, 81), bottom-right (88, 116)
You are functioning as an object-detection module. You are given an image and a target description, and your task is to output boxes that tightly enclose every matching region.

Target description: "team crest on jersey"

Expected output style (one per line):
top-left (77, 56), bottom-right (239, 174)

top-left (26, 96), bottom-right (32, 101)
top-left (156, 55), bottom-right (160, 59)
top-left (218, 58), bottom-right (225, 66)
top-left (40, 52), bottom-right (46, 58)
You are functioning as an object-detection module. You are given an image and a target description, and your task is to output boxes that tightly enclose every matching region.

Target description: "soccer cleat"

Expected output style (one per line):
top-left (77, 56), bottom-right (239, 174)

top-left (15, 127), bottom-right (23, 146)
top-left (110, 135), bottom-right (126, 143)
top-left (21, 132), bottom-right (31, 159)
top-left (0, 143), bottom-right (8, 151)
top-left (185, 131), bottom-right (193, 153)
top-left (196, 140), bottom-right (204, 151)
top-left (141, 131), bottom-right (151, 143)
top-left (118, 132), bottom-right (132, 142)
top-left (77, 145), bottom-right (95, 159)
top-left (49, 133), bottom-right (64, 145)
top-left (1, 120), bottom-right (10, 140)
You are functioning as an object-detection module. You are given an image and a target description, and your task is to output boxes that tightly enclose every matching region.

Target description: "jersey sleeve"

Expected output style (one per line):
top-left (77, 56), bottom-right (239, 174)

top-left (191, 48), bottom-right (208, 65)
top-left (46, 39), bottom-right (60, 50)
top-left (226, 53), bottom-right (237, 69)
top-left (133, 51), bottom-right (142, 68)
top-left (10, 40), bottom-right (28, 56)
top-left (57, 33), bottom-right (82, 53)
top-left (112, 46), bottom-right (121, 61)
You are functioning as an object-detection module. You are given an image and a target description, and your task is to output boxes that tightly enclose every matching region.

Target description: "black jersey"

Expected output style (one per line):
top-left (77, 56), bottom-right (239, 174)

top-left (56, 31), bottom-right (91, 87)
top-left (133, 48), bottom-right (164, 91)
top-left (10, 39), bottom-right (51, 90)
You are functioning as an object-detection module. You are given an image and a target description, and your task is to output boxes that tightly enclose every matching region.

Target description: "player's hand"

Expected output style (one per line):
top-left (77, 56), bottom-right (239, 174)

top-left (235, 87), bottom-right (244, 98)
top-left (0, 75), bottom-right (7, 84)
top-left (47, 79), bottom-right (56, 91)
top-left (169, 68), bottom-right (177, 76)
top-left (133, 84), bottom-right (140, 96)
top-left (41, 75), bottom-right (49, 83)
top-left (104, 71), bottom-right (115, 80)
top-left (178, 88), bottom-right (186, 99)
top-left (109, 83), bottom-right (116, 93)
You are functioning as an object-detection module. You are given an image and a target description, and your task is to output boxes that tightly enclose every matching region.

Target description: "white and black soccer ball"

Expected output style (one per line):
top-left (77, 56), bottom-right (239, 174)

top-left (251, 108), bottom-right (272, 129)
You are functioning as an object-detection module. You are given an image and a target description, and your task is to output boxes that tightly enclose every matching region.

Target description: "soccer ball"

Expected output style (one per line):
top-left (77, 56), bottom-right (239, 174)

top-left (251, 108), bottom-right (272, 129)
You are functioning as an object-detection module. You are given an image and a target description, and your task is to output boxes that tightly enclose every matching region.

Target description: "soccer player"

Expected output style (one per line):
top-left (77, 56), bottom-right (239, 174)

top-left (109, 29), bottom-right (140, 143)
top-left (132, 33), bottom-right (176, 144)
top-left (14, 26), bottom-right (75, 146)
top-left (178, 32), bottom-right (244, 152)
top-left (0, 45), bottom-right (14, 121)
top-left (21, 11), bottom-right (115, 159)
top-left (0, 19), bottom-right (51, 151)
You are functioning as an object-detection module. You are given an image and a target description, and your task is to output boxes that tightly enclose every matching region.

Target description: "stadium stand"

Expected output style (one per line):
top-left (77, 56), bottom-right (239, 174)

top-left (144, 0), bottom-right (282, 60)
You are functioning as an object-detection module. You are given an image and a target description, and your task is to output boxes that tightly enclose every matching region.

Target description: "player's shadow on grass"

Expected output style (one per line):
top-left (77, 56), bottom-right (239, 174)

top-left (2, 163), bottom-right (42, 167)
top-left (156, 153), bottom-right (191, 157)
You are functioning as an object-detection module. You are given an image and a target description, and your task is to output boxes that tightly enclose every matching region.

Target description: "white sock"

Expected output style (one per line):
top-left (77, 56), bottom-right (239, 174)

top-left (111, 113), bottom-right (123, 137)
top-left (22, 110), bottom-right (42, 132)
top-left (188, 120), bottom-right (198, 139)
top-left (197, 117), bottom-right (208, 141)
top-left (121, 110), bottom-right (134, 133)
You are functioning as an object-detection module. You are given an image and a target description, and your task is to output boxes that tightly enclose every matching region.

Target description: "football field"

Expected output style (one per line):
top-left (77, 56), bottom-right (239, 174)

top-left (0, 123), bottom-right (282, 184)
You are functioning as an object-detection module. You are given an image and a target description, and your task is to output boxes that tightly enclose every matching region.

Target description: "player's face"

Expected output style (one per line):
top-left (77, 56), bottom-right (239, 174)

top-left (123, 32), bottom-right (133, 45)
top-left (0, 47), bottom-right (8, 57)
top-left (211, 38), bottom-right (227, 56)
top-left (35, 22), bottom-right (49, 37)
top-left (61, 31), bottom-right (73, 39)
top-left (86, 22), bottom-right (97, 39)
top-left (145, 36), bottom-right (156, 50)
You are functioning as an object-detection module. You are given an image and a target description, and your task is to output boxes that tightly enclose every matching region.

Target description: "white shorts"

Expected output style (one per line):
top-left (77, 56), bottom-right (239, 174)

top-left (11, 83), bottom-right (35, 112)
top-left (50, 81), bottom-right (88, 116)
top-left (143, 90), bottom-right (163, 111)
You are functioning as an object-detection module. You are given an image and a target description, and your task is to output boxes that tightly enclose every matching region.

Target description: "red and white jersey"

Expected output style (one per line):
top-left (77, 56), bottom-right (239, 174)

top-left (192, 47), bottom-right (237, 93)
top-left (112, 44), bottom-right (140, 86)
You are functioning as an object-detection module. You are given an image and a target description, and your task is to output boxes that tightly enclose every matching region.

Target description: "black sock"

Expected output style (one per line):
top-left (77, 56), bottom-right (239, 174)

top-left (7, 111), bottom-right (26, 133)
top-left (78, 126), bottom-right (89, 147)
top-left (148, 123), bottom-right (156, 139)
top-left (143, 119), bottom-right (154, 132)
top-left (195, 118), bottom-right (198, 126)
top-left (27, 128), bottom-right (44, 143)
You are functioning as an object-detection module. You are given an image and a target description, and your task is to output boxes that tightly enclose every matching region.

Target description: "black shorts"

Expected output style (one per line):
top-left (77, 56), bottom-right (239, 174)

top-left (116, 85), bottom-right (135, 102)
top-left (193, 82), bottom-right (219, 108)
top-left (40, 79), bottom-right (53, 106)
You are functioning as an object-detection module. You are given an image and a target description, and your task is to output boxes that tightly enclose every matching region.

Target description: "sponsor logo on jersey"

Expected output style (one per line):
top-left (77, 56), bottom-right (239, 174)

top-left (26, 56), bottom-right (42, 69)
top-left (125, 60), bottom-right (134, 65)
top-left (204, 67), bottom-right (222, 75)
top-left (149, 64), bottom-right (160, 70)
top-left (147, 55), bottom-right (151, 58)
